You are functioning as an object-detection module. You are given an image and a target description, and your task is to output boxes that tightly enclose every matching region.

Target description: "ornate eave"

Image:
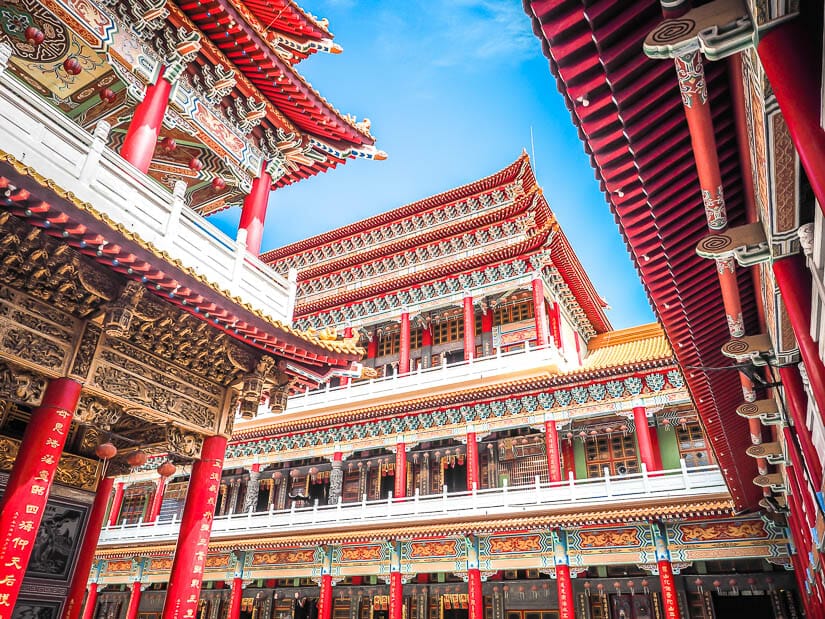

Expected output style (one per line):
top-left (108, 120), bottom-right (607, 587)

top-left (0, 152), bottom-right (362, 369)
top-left (228, 359), bottom-right (682, 451)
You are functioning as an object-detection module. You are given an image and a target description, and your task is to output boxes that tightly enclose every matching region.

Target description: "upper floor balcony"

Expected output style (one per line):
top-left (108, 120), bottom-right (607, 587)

top-left (97, 462), bottom-right (728, 547)
top-left (0, 61), bottom-right (297, 325)
top-left (244, 342), bottom-right (568, 424)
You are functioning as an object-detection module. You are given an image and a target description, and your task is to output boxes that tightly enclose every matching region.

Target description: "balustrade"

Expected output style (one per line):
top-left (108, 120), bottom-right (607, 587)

top-left (98, 462), bottom-right (725, 546)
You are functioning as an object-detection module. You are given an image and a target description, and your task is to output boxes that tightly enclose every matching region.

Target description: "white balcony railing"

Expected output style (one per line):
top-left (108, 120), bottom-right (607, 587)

top-left (97, 463), bottom-right (727, 546)
top-left (0, 59), bottom-right (296, 325)
top-left (271, 342), bottom-right (567, 416)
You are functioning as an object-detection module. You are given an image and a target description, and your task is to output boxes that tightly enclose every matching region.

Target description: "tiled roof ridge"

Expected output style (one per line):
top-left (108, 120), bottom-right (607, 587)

top-left (295, 212), bottom-right (554, 316)
top-left (260, 153), bottom-right (533, 262)
top-left (293, 187), bottom-right (542, 284)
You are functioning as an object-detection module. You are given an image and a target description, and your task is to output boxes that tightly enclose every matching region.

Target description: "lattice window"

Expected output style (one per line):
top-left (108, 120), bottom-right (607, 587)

top-left (494, 301), bottom-right (534, 326)
top-left (676, 422), bottom-right (714, 468)
top-left (432, 317), bottom-right (464, 345)
top-left (585, 435), bottom-right (639, 478)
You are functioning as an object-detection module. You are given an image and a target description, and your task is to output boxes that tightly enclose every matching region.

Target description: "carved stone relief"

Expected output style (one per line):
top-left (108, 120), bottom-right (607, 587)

top-left (0, 359), bottom-right (47, 406)
top-left (165, 425), bottom-right (204, 459)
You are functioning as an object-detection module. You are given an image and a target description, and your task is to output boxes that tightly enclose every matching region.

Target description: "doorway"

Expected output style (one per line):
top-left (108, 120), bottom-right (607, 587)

top-left (712, 594), bottom-right (775, 619)
top-left (610, 594), bottom-right (653, 619)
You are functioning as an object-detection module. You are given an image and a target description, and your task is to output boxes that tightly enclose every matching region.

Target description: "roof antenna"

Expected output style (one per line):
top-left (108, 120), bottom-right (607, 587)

top-left (530, 125), bottom-right (537, 169)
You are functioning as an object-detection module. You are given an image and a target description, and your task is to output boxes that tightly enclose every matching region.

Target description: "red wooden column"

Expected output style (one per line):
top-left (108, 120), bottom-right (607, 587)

top-left (785, 425), bottom-right (819, 525)
top-left (120, 67), bottom-right (174, 173)
top-left (145, 473), bottom-right (169, 524)
top-left (390, 571), bottom-right (404, 619)
top-left (399, 311), bottom-right (411, 375)
top-left (318, 574), bottom-right (333, 619)
top-left (480, 306), bottom-right (494, 356)
top-left (758, 18), bottom-right (825, 213)
top-left (81, 583), bottom-right (98, 619)
top-left (779, 364), bottom-right (823, 488)
top-left (651, 524), bottom-right (681, 619)
top-left (551, 530), bottom-right (574, 619)
top-left (367, 329), bottom-right (378, 360)
top-left (340, 327), bottom-right (354, 386)
top-left (466, 431), bottom-right (480, 491)
top-left (228, 577), bottom-right (243, 619)
top-left (632, 405), bottom-right (658, 472)
top-left (463, 293), bottom-right (475, 361)
top-left (531, 274), bottom-right (548, 347)
top-left (773, 255), bottom-right (825, 422)
top-left (421, 321), bottom-right (433, 368)
top-left (561, 439), bottom-right (576, 480)
top-left (658, 561), bottom-right (681, 619)
top-left (0, 377), bottom-right (81, 609)
top-left (239, 162), bottom-right (273, 255)
top-left (125, 581), bottom-right (143, 619)
top-left (555, 565), bottom-right (574, 619)
top-left (467, 568), bottom-right (483, 619)
top-left (394, 442), bottom-right (407, 498)
top-left (108, 481), bottom-right (125, 526)
top-left (161, 434), bottom-right (228, 619)
top-left (544, 421), bottom-right (562, 483)
top-left (63, 476), bottom-right (115, 619)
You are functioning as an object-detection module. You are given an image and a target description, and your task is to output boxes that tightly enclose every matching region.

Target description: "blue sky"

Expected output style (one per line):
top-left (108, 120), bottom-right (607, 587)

top-left (209, 0), bottom-right (654, 329)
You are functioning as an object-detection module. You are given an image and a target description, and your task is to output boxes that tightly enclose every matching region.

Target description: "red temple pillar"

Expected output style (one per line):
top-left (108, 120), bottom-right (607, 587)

top-left (531, 274), bottom-right (548, 347)
top-left (553, 303), bottom-right (563, 350)
top-left (239, 162), bottom-right (273, 255)
top-left (229, 577), bottom-right (243, 619)
top-left (399, 311), bottom-right (411, 375)
top-left (633, 405), bottom-right (658, 472)
top-left (555, 564), bottom-right (575, 619)
top-left (784, 426), bottom-right (818, 525)
top-left (466, 432), bottom-right (480, 491)
top-left (394, 443), bottom-right (407, 498)
top-left (658, 560), bottom-right (681, 619)
top-left (773, 255), bottom-right (825, 422)
top-left (318, 574), bottom-right (333, 619)
top-left (161, 434), bottom-right (227, 619)
top-left (367, 329), bottom-right (378, 360)
top-left (463, 293), bottom-right (475, 361)
top-left (390, 571), bottom-right (403, 619)
top-left (779, 364), bottom-right (824, 489)
top-left (120, 67), bottom-right (173, 174)
top-left (544, 421), bottom-right (562, 483)
top-left (0, 377), bottom-right (81, 609)
top-left (63, 476), bottom-right (115, 619)
top-left (81, 583), bottom-right (98, 619)
top-left (145, 474), bottom-right (168, 524)
top-left (480, 307), bottom-right (494, 356)
top-left (468, 568), bottom-right (483, 619)
top-left (561, 439), bottom-right (576, 480)
top-left (108, 481), bottom-right (125, 527)
top-left (340, 327), bottom-right (353, 386)
top-left (125, 581), bottom-right (143, 619)
top-left (758, 18), bottom-right (825, 213)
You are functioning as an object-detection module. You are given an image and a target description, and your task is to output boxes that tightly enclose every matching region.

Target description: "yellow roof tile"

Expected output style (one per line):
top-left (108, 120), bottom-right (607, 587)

top-left (577, 323), bottom-right (672, 372)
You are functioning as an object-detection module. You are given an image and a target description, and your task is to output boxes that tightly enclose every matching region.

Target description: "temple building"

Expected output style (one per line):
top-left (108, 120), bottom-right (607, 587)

top-left (522, 0), bottom-right (825, 616)
top-left (90, 156), bottom-right (798, 619)
top-left (0, 0), bottom-right (381, 615)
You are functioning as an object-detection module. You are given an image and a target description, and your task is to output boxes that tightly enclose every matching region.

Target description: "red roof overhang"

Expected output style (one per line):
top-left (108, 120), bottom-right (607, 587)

top-left (179, 0), bottom-right (368, 145)
top-left (524, 0), bottom-right (761, 511)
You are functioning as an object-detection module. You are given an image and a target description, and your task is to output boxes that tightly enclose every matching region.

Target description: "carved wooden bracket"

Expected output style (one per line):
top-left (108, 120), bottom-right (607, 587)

top-left (721, 333), bottom-right (774, 364)
top-left (736, 399), bottom-right (782, 425)
top-left (695, 222), bottom-right (770, 267)
top-left (644, 0), bottom-right (756, 61)
top-left (746, 441), bottom-right (785, 465)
